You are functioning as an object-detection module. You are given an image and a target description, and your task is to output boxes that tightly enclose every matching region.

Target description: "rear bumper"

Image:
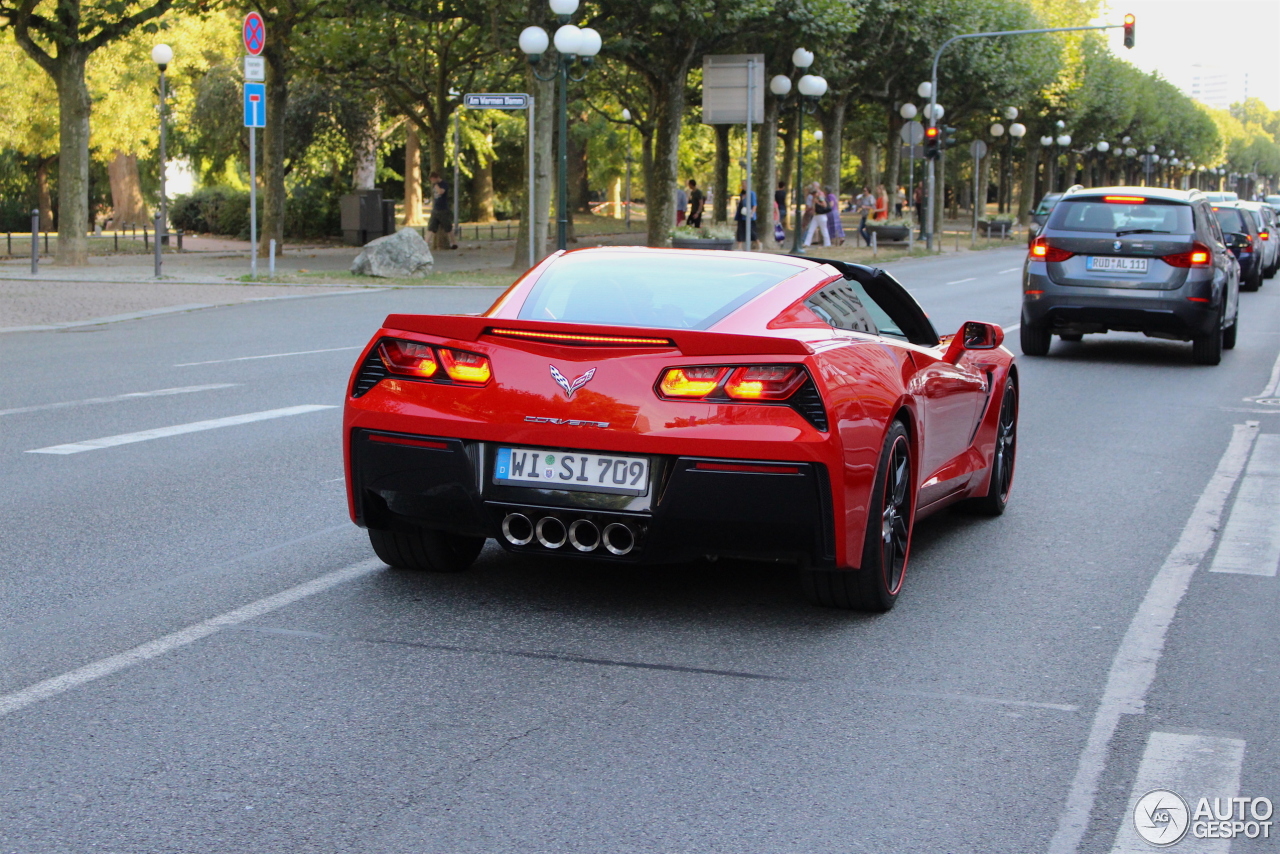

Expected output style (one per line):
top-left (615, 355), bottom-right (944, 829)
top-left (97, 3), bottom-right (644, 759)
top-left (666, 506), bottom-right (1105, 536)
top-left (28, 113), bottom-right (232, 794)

top-left (1022, 282), bottom-right (1220, 339)
top-left (348, 428), bottom-right (837, 567)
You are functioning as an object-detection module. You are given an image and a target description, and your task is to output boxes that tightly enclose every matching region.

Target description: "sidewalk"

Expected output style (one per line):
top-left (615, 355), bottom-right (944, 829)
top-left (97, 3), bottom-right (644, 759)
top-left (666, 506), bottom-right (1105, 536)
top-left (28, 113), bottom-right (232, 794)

top-left (0, 218), bottom-right (1024, 332)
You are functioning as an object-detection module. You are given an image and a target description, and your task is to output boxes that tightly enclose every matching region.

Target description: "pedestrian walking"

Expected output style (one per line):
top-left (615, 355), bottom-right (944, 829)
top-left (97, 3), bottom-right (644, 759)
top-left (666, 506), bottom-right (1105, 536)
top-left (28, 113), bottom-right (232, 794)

top-left (803, 182), bottom-right (832, 248)
top-left (427, 172), bottom-right (457, 250)
top-left (856, 186), bottom-right (875, 246)
top-left (687, 179), bottom-right (704, 228)
top-left (775, 181), bottom-right (789, 230)
top-left (874, 184), bottom-right (889, 221)
top-left (675, 183), bottom-right (688, 226)
top-left (826, 187), bottom-right (845, 246)
top-left (734, 180), bottom-right (758, 250)
top-left (895, 185), bottom-right (907, 217)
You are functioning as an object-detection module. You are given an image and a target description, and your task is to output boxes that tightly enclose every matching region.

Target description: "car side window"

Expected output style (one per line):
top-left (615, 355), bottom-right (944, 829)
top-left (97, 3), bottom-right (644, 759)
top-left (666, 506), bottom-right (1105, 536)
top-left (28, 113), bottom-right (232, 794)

top-left (806, 282), bottom-right (891, 337)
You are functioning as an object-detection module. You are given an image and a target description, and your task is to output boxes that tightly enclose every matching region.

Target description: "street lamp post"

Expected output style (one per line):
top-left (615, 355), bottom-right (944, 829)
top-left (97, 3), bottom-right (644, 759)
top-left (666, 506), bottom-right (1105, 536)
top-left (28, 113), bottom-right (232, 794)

top-left (621, 108), bottom-right (632, 228)
top-left (152, 43), bottom-right (173, 273)
top-left (519, 0), bottom-right (602, 252)
top-left (773, 50), bottom-right (826, 254)
top-left (900, 102), bottom-right (919, 229)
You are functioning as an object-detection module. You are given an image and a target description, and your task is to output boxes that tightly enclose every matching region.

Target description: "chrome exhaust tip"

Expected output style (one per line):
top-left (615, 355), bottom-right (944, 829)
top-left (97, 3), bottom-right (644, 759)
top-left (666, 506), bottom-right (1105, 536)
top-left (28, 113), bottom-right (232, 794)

top-left (501, 513), bottom-right (533, 546)
top-left (601, 522), bottom-right (635, 556)
top-left (568, 519), bottom-right (601, 552)
top-left (535, 516), bottom-right (568, 549)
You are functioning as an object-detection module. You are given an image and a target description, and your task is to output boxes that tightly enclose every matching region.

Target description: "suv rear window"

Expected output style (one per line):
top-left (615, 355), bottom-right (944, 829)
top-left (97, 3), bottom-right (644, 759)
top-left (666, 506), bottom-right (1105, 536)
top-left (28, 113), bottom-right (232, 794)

top-left (1213, 207), bottom-right (1252, 235)
top-left (1046, 199), bottom-right (1193, 235)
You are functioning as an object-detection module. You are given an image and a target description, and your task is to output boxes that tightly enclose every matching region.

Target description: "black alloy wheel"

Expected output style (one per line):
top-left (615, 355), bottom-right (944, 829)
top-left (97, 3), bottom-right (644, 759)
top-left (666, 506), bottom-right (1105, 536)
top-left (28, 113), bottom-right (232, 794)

top-left (964, 378), bottom-right (1018, 516)
top-left (369, 527), bottom-right (485, 572)
top-left (801, 421), bottom-right (913, 612)
top-left (1020, 321), bottom-right (1051, 356)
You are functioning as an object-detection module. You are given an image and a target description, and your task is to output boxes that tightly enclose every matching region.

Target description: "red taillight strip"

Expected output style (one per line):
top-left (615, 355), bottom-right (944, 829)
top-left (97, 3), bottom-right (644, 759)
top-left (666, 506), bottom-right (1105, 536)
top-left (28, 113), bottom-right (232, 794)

top-left (368, 434), bottom-right (449, 450)
top-left (487, 328), bottom-right (674, 347)
top-left (1186, 297), bottom-right (1210, 303)
top-left (1103, 195), bottom-right (1146, 204)
top-left (693, 461), bottom-right (801, 475)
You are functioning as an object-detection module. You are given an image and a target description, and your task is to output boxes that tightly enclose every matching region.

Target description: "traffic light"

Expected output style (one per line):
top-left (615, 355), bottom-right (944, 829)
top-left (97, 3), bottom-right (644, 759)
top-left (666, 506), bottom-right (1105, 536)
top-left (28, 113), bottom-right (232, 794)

top-left (942, 126), bottom-right (959, 150)
top-left (1123, 13), bottom-right (1135, 49)
top-left (924, 125), bottom-right (940, 160)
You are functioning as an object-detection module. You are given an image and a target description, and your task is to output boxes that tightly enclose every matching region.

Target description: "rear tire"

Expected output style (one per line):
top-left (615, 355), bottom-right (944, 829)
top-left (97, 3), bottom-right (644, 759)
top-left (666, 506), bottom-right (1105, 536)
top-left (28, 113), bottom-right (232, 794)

top-left (962, 378), bottom-right (1018, 516)
top-left (1192, 313), bottom-right (1224, 366)
top-left (1242, 267), bottom-right (1262, 292)
top-left (801, 421), bottom-right (913, 612)
top-left (1223, 316), bottom-right (1238, 350)
top-left (1020, 321), bottom-right (1051, 356)
top-left (369, 527), bottom-right (484, 573)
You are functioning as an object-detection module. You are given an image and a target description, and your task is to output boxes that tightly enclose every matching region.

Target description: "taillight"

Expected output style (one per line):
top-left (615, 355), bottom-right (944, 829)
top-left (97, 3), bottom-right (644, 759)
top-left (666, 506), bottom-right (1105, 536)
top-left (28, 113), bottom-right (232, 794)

top-left (1261, 230), bottom-right (1270, 241)
top-left (723, 366), bottom-right (805, 400)
top-left (378, 340), bottom-right (438, 377)
top-left (1030, 236), bottom-right (1074, 263)
top-left (438, 348), bottom-right (492, 384)
top-left (1162, 242), bottom-right (1212, 268)
top-left (659, 366), bottom-right (726, 397)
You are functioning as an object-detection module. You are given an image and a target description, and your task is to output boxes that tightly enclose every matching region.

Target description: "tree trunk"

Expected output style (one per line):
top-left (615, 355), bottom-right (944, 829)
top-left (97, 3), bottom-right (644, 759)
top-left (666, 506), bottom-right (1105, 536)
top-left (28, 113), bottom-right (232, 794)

top-left (712, 123), bottom-right (730, 223)
top-left (260, 42), bottom-right (288, 257)
top-left (351, 101), bottom-right (379, 191)
top-left (755, 95), bottom-right (780, 248)
top-left (569, 117), bottom-right (589, 213)
top-left (609, 176), bottom-right (622, 219)
top-left (107, 152), bottom-right (149, 229)
top-left (404, 127), bottom-right (424, 226)
top-left (36, 156), bottom-right (56, 232)
top-left (472, 144), bottom-right (495, 223)
top-left (54, 49), bottom-right (91, 264)
top-left (1018, 147), bottom-right (1038, 226)
top-left (819, 96), bottom-right (846, 195)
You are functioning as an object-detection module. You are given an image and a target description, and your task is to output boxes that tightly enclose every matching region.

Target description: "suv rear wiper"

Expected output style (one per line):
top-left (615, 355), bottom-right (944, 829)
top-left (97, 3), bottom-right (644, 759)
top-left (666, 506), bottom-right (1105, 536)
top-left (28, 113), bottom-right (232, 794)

top-left (1115, 228), bottom-right (1172, 236)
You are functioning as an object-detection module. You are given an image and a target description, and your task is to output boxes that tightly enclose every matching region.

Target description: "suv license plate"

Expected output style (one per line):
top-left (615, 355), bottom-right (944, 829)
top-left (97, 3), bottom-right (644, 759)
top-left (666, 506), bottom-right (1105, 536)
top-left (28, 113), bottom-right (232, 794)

top-left (1087, 255), bottom-right (1148, 273)
top-left (494, 447), bottom-right (649, 496)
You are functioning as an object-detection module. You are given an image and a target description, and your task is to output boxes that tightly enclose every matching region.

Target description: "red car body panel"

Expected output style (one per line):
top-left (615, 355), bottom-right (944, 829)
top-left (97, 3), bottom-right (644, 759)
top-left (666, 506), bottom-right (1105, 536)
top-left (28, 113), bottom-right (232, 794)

top-left (344, 247), bottom-right (1015, 571)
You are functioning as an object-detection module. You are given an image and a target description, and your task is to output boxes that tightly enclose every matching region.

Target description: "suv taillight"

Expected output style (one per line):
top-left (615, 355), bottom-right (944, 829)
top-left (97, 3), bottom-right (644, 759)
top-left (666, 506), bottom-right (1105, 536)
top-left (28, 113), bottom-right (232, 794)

top-left (1162, 242), bottom-right (1212, 268)
top-left (1030, 236), bottom-right (1074, 263)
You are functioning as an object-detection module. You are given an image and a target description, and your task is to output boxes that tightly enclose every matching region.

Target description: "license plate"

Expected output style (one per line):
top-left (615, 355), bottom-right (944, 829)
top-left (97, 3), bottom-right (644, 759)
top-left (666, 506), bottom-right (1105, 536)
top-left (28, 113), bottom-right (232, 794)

top-left (494, 447), bottom-right (649, 496)
top-left (1086, 255), bottom-right (1148, 273)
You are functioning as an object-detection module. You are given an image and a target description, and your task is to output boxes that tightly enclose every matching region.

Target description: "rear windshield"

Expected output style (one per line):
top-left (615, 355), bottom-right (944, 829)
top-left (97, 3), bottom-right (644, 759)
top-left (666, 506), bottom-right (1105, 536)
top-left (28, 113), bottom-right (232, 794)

top-left (518, 253), bottom-right (805, 330)
top-left (1214, 207), bottom-right (1251, 234)
top-left (1047, 200), bottom-right (1193, 234)
top-left (1034, 196), bottom-right (1060, 215)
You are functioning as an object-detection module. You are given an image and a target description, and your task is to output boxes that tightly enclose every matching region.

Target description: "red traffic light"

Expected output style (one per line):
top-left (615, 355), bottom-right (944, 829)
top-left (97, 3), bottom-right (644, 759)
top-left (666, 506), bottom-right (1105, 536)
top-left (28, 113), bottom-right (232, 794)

top-left (1123, 13), bottom-right (1135, 49)
top-left (924, 126), bottom-right (940, 139)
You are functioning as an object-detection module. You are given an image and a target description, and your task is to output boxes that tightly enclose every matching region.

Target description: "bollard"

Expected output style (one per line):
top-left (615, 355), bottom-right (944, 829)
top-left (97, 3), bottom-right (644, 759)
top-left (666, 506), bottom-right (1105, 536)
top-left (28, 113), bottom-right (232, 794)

top-left (114, 230), bottom-right (119, 251)
top-left (269, 239), bottom-right (276, 275)
top-left (871, 231), bottom-right (878, 257)
top-left (143, 223), bottom-right (149, 250)
top-left (44, 230), bottom-right (49, 254)
top-left (30, 209), bottom-right (38, 274)
top-left (154, 211), bottom-right (163, 278)
top-left (177, 230), bottom-right (183, 251)
top-left (6, 231), bottom-right (10, 256)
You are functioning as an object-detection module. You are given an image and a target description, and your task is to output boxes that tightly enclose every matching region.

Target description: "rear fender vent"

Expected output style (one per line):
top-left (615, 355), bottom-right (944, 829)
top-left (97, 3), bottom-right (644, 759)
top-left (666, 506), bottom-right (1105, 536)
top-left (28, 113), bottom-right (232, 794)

top-left (789, 378), bottom-right (829, 432)
top-left (351, 348), bottom-right (388, 397)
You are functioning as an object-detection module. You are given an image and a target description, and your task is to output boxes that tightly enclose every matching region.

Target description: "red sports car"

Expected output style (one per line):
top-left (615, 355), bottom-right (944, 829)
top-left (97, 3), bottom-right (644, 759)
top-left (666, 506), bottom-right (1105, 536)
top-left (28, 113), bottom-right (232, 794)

top-left (344, 248), bottom-right (1017, 610)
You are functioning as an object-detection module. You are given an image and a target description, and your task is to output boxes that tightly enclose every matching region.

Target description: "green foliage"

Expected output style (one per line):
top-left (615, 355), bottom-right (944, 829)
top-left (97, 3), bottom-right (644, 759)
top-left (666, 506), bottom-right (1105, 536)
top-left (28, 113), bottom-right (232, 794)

top-left (282, 177), bottom-right (342, 239)
top-left (170, 185), bottom-right (254, 236)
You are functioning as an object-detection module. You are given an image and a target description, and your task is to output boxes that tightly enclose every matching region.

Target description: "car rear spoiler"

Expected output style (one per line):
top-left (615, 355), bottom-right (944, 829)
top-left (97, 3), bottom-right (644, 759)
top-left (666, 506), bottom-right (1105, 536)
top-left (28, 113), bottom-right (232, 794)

top-left (381, 314), bottom-right (813, 357)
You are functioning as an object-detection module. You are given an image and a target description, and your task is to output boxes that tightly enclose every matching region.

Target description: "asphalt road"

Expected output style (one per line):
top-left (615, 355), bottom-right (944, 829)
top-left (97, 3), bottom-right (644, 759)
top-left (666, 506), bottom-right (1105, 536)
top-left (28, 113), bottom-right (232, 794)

top-left (2, 247), bottom-right (1278, 853)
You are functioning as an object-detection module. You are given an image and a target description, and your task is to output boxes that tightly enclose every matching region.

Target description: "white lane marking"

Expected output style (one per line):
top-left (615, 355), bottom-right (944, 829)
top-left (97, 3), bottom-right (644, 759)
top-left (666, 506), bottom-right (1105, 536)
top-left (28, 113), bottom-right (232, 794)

top-left (0, 558), bottom-right (382, 719)
top-left (1109, 731), bottom-right (1245, 853)
top-left (175, 346), bottom-right (361, 367)
top-left (1245, 348), bottom-right (1280, 400)
top-left (1047, 421), bottom-right (1260, 854)
top-left (946, 277), bottom-right (977, 284)
top-left (999, 267), bottom-right (1021, 274)
top-left (0, 384), bottom-right (237, 417)
top-left (1005, 323), bottom-right (1021, 334)
top-left (1211, 433), bottom-right (1280, 576)
top-left (26, 405), bottom-right (336, 455)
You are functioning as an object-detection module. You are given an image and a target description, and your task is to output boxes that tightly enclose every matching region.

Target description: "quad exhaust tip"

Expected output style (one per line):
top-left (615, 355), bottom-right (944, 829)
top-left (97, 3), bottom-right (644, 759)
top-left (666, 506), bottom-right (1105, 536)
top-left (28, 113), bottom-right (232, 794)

top-left (503, 512), bottom-right (635, 556)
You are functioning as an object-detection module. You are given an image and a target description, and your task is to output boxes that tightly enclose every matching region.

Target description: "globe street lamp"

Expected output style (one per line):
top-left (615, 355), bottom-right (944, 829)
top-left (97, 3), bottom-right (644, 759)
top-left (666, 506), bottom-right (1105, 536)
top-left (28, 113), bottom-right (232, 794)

top-left (1007, 121), bottom-right (1025, 212)
top-left (520, 0), bottom-right (601, 251)
top-left (152, 43), bottom-right (173, 269)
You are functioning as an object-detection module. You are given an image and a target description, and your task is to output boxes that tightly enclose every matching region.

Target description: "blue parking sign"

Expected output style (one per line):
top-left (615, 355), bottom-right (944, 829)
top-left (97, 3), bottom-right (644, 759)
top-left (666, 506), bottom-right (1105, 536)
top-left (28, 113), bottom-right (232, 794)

top-left (243, 83), bottom-right (266, 128)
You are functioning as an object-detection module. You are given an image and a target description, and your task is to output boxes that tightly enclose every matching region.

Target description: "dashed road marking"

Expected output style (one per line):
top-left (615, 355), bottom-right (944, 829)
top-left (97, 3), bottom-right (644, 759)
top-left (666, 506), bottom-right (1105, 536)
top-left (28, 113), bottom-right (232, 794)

top-left (1210, 433), bottom-right (1280, 576)
top-left (1244, 347), bottom-right (1280, 401)
top-left (998, 267), bottom-right (1021, 274)
top-left (175, 346), bottom-right (361, 367)
top-left (1109, 731), bottom-right (1245, 853)
top-left (0, 384), bottom-right (236, 417)
top-left (1048, 421), bottom-right (1259, 854)
top-left (26, 405), bottom-right (336, 455)
top-left (0, 559), bottom-right (382, 719)
top-left (946, 277), bottom-right (976, 284)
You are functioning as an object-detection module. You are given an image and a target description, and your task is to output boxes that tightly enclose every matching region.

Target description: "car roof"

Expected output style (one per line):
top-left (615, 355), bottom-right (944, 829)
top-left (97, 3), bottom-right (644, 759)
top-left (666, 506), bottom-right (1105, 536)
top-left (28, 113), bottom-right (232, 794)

top-left (1064, 186), bottom-right (1201, 205)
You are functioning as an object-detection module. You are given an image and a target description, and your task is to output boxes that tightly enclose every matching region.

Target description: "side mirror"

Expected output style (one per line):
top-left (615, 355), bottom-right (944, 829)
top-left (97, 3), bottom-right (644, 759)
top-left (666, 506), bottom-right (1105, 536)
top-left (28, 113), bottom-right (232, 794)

top-left (944, 321), bottom-right (1004, 363)
top-left (1224, 231), bottom-right (1248, 249)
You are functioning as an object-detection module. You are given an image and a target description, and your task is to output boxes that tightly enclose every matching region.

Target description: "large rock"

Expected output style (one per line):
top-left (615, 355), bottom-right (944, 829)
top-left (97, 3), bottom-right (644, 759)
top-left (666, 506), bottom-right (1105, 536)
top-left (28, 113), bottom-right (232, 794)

top-left (351, 227), bottom-right (434, 278)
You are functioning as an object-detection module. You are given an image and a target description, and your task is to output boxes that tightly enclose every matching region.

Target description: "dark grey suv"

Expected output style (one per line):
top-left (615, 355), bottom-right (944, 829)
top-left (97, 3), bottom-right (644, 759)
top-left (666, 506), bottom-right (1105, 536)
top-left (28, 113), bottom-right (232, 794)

top-left (1021, 187), bottom-right (1239, 365)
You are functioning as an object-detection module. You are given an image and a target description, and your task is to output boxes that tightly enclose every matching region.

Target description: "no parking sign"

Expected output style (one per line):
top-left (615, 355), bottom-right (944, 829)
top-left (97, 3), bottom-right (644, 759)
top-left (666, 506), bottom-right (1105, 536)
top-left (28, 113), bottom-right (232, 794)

top-left (243, 12), bottom-right (266, 56)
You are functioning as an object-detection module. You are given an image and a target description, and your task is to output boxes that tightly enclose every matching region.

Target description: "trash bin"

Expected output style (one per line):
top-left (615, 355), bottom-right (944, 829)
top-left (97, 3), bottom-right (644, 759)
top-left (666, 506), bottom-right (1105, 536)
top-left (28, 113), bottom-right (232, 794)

top-left (340, 189), bottom-right (389, 245)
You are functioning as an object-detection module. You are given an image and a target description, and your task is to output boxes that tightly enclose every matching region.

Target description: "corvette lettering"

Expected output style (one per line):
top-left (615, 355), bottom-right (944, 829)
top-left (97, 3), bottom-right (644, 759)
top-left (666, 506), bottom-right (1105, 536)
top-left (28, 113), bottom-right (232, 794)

top-left (524, 416), bottom-right (611, 428)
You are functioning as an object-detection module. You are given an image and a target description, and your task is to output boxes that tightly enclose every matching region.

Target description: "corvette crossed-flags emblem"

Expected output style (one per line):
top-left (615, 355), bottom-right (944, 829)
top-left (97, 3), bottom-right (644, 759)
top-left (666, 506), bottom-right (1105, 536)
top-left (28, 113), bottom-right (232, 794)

top-left (550, 365), bottom-right (596, 399)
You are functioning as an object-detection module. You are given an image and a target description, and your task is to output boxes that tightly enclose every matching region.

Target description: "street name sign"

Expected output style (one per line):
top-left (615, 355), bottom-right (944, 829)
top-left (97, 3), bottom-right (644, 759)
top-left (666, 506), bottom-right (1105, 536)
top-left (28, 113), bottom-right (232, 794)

top-left (464, 93), bottom-right (529, 109)
top-left (244, 83), bottom-right (266, 127)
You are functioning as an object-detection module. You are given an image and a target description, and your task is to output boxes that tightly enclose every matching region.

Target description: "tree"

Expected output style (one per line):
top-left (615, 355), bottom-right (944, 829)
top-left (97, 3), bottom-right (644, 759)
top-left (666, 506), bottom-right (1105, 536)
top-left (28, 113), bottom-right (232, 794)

top-left (0, 0), bottom-right (181, 263)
